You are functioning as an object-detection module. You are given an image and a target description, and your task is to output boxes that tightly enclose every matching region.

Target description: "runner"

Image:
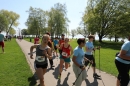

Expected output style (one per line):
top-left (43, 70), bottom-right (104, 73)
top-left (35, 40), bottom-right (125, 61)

top-left (58, 34), bottom-right (65, 55)
top-left (115, 36), bottom-right (130, 86)
top-left (29, 34), bottom-right (52, 86)
top-left (46, 32), bottom-right (55, 68)
top-left (84, 35), bottom-right (100, 79)
top-left (34, 35), bottom-right (40, 44)
top-left (72, 38), bottom-right (87, 86)
top-left (53, 37), bottom-right (59, 57)
top-left (0, 30), bottom-right (5, 53)
top-left (57, 38), bottom-right (73, 79)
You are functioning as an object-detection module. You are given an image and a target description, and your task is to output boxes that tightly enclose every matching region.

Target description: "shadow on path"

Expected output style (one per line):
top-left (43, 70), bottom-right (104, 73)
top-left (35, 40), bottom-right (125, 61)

top-left (28, 72), bottom-right (37, 86)
top-left (53, 64), bottom-right (60, 79)
top-left (85, 78), bottom-right (98, 86)
top-left (61, 72), bottom-right (70, 86)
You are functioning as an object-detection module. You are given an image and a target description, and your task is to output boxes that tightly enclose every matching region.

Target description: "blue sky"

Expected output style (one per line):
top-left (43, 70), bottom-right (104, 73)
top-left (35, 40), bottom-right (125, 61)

top-left (0, 0), bottom-right (88, 36)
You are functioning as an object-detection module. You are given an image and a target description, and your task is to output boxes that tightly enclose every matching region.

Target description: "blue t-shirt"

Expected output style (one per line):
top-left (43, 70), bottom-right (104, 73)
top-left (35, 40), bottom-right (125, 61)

top-left (116, 41), bottom-right (130, 64)
top-left (0, 33), bottom-right (4, 42)
top-left (85, 41), bottom-right (94, 55)
top-left (53, 40), bottom-right (58, 46)
top-left (73, 46), bottom-right (85, 65)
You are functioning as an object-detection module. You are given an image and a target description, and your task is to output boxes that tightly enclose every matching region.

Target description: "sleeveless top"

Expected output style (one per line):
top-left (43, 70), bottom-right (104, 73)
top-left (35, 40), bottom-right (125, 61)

top-left (35, 45), bottom-right (49, 65)
top-left (61, 44), bottom-right (70, 58)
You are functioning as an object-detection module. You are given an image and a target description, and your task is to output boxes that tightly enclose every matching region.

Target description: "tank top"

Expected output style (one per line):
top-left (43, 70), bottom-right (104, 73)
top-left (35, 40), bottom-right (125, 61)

top-left (35, 45), bottom-right (49, 65)
top-left (61, 44), bottom-right (70, 58)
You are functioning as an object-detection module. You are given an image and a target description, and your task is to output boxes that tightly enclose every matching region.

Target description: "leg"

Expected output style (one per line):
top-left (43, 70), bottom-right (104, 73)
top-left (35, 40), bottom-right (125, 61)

top-left (116, 79), bottom-right (120, 86)
top-left (115, 60), bottom-right (130, 86)
top-left (36, 68), bottom-right (44, 86)
top-left (73, 64), bottom-right (83, 86)
top-left (49, 59), bottom-right (54, 68)
top-left (2, 42), bottom-right (4, 53)
top-left (58, 58), bottom-right (64, 79)
top-left (65, 57), bottom-right (71, 69)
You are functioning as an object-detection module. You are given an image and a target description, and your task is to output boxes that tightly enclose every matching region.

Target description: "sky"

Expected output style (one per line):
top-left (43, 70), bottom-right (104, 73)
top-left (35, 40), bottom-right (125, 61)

top-left (0, 0), bottom-right (88, 37)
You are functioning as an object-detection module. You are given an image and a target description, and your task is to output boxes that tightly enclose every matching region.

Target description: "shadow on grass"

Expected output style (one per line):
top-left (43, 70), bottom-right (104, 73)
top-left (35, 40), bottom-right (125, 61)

top-left (94, 41), bottom-right (123, 50)
top-left (85, 78), bottom-right (98, 86)
top-left (28, 72), bottom-right (37, 86)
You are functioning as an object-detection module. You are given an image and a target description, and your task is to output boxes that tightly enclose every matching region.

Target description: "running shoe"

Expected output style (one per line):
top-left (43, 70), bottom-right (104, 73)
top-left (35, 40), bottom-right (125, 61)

top-left (93, 73), bottom-right (101, 78)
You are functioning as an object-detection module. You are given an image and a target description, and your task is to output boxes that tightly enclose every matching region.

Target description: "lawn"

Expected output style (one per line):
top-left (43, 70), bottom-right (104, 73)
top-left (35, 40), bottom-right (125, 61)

top-left (24, 38), bottom-right (123, 76)
top-left (0, 39), bottom-right (36, 86)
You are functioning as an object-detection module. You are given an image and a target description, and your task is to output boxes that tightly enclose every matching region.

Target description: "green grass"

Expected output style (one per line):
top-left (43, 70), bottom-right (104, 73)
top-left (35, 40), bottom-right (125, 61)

top-left (0, 39), bottom-right (36, 86)
top-left (24, 38), bottom-right (123, 76)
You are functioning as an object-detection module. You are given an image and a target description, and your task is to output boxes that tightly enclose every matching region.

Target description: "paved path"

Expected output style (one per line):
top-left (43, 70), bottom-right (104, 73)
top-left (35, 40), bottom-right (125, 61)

top-left (16, 39), bottom-right (118, 86)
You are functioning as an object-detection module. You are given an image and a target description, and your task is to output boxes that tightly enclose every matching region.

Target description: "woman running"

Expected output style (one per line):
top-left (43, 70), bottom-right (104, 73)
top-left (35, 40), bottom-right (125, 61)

top-left (30, 34), bottom-right (52, 86)
top-left (58, 38), bottom-right (73, 79)
top-left (115, 36), bottom-right (130, 86)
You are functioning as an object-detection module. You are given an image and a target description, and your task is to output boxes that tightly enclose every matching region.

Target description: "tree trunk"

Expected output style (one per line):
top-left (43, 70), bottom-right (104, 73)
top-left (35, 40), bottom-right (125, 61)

top-left (99, 35), bottom-right (103, 42)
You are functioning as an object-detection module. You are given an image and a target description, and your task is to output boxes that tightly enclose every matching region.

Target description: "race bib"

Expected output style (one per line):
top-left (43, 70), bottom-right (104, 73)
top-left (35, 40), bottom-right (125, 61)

top-left (62, 52), bottom-right (68, 57)
top-left (36, 56), bottom-right (45, 62)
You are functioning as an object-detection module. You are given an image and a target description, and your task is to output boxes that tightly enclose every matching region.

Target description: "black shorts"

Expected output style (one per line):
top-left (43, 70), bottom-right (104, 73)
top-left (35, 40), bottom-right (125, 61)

top-left (84, 54), bottom-right (96, 67)
top-left (54, 46), bottom-right (57, 50)
top-left (36, 63), bottom-right (48, 69)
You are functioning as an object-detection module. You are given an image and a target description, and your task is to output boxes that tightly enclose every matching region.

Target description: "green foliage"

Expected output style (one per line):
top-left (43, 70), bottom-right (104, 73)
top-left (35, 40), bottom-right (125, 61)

top-left (26, 3), bottom-right (69, 37)
top-left (21, 29), bottom-right (29, 35)
top-left (26, 7), bottom-right (47, 35)
top-left (9, 28), bottom-right (16, 35)
top-left (47, 3), bottom-right (69, 37)
top-left (0, 14), bottom-right (8, 31)
top-left (0, 10), bottom-right (20, 35)
top-left (83, 0), bottom-right (130, 42)
top-left (71, 29), bottom-right (77, 38)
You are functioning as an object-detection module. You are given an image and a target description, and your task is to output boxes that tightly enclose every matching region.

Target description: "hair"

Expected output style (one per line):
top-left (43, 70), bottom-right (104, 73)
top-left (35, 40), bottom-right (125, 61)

top-left (0, 30), bottom-right (1, 33)
top-left (88, 35), bottom-right (95, 39)
top-left (65, 38), bottom-right (69, 41)
top-left (42, 34), bottom-right (52, 48)
top-left (77, 38), bottom-right (85, 45)
top-left (46, 32), bottom-right (50, 36)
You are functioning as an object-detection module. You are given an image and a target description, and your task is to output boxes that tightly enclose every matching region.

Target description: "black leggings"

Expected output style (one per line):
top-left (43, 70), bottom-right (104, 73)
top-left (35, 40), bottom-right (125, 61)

top-left (115, 59), bottom-right (130, 86)
top-left (49, 59), bottom-right (53, 67)
top-left (84, 54), bottom-right (96, 67)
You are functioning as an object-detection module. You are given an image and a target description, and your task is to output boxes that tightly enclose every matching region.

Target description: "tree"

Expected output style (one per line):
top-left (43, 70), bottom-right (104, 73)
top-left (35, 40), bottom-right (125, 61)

top-left (21, 29), bottom-right (29, 35)
top-left (0, 10), bottom-right (19, 35)
top-left (26, 7), bottom-right (47, 35)
top-left (47, 3), bottom-right (69, 38)
top-left (83, 0), bottom-right (130, 42)
top-left (0, 14), bottom-right (8, 31)
top-left (71, 29), bottom-right (77, 39)
top-left (9, 28), bottom-right (16, 36)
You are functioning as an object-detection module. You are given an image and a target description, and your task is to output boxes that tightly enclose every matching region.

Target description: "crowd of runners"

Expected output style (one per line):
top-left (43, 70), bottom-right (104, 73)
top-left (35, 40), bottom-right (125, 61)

top-left (30, 33), bottom-right (99, 86)
top-left (29, 33), bottom-right (130, 86)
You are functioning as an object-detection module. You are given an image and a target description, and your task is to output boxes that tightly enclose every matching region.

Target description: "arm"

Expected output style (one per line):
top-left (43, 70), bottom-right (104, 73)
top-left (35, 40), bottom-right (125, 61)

top-left (69, 46), bottom-right (73, 57)
top-left (86, 46), bottom-right (93, 52)
top-left (30, 45), bottom-right (38, 59)
top-left (119, 50), bottom-right (130, 60)
top-left (46, 48), bottom-right (52, 59)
